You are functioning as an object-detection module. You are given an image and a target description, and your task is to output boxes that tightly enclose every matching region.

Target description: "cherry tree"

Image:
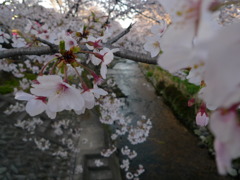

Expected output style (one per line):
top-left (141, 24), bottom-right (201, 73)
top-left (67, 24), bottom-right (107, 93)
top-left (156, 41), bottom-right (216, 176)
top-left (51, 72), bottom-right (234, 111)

top-left (1, 0), bottom-right (240, 178)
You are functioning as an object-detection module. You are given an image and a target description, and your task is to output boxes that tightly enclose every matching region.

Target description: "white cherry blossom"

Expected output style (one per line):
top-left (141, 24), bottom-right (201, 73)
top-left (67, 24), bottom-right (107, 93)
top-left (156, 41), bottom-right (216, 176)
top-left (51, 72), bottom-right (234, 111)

top-left (150, 20), bottom-right (167, 36)
top-left (209, 110), bottom-right (240, 175)
top-left (199, 23), bottom-right (240, 109)
top-left (0, 29), bottom-right (11, 44)
top-left (31, 75), bottom-right (85, 114)
top-left (15, 91), bottom-right (47, 117)
top-left (143, 35), bottom-right (161, 58)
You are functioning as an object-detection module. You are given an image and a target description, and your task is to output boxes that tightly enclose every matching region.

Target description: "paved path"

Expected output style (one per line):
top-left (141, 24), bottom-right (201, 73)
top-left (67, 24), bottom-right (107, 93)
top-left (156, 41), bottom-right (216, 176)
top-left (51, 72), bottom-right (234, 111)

top-left (108, 59), bottom-right (235, 180)
top-left (0, 95), bottom-right (121, 180)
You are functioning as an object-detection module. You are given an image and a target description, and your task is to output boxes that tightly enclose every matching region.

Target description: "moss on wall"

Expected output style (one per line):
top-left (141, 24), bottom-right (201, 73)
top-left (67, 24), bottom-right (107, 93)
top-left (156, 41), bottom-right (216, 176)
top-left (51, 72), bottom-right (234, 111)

top-left (139, 63), bottom-right (200, 132)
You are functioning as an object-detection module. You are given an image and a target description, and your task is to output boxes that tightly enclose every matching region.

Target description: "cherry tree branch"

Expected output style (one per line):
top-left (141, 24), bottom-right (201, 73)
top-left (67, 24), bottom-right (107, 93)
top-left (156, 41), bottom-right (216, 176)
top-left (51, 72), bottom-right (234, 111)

top-left (112, 47), bottom-right (157, 65)
top-left (35, 37), bottom-right (57, 49)
top-left (0, 26), bottom-right (157, 64)
top-left (0, 46), bottom-right (59, 59)
top-left (0, 45), bottom-right (157, 64)
top-left (106, 23), bottom-right (134, 44)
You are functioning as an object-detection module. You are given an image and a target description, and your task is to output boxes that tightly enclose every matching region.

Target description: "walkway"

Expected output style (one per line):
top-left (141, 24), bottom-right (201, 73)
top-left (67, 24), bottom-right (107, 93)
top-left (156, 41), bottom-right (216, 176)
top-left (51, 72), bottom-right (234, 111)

top-left (0, 95), bottom-right (121, 180)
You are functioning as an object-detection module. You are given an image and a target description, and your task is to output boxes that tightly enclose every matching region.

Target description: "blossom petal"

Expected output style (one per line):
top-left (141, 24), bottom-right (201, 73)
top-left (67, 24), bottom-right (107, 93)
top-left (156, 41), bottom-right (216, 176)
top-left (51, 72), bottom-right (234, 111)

top-left (26, 99), bottom-right (46, 116)
top-left (15, 91), bottom-right (34, 101)
top-left (100, 64), bottom-right (107, 79)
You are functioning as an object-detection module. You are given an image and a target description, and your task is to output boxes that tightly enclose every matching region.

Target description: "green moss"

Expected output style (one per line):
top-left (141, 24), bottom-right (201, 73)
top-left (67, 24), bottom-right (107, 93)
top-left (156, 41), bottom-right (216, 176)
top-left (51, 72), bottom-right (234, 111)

top-left (0, 72), bottom-right (20, 94)
top-left (24, 73), bottom-right (37, 80)
top-left (140, 64), bottom-right (198, 132)
top-left (0, 85), bottom-right (14, 94)
top-left (146, 71), bottom-right (153, 77)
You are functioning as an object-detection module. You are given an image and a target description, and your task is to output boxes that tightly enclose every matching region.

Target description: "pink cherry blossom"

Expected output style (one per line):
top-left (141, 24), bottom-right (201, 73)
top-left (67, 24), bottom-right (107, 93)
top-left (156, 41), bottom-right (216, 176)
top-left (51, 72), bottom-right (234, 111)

top-left (30, 75), bottom-right (85, 113)
top-left (199, 23), bottom-right (240, 109)
top-left (86, 35), bottom-right (103, 50)
top-left (15, 91), bottom-right (49, 116)
top-left (196, 103), bottom-right (209, 127)
top-left (209, 109), bottom-right (240, 175)
top-left (188, 98), bottom-right (195, 107)
top-left (196, 111), bottom-right (209, 127)
top-left (15, 91), bottom-right (57, 119)
top-left (214, 140), bottom-right (232, 175)
top-left (92, 48), bottom-right (119, 79)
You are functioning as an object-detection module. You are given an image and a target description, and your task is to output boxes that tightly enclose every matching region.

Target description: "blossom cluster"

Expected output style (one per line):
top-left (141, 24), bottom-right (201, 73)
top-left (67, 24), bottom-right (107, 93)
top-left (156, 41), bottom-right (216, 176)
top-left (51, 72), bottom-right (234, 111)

top-left (146, 0), bottom-right (240, 175)
top-left (99, 91), bottom-right (151, 179)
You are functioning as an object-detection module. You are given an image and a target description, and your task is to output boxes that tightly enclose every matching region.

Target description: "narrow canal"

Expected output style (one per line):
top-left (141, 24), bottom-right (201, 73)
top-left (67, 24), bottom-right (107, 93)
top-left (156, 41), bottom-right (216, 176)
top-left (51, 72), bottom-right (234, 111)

top-left (108, 59), bottom-right (234, 180)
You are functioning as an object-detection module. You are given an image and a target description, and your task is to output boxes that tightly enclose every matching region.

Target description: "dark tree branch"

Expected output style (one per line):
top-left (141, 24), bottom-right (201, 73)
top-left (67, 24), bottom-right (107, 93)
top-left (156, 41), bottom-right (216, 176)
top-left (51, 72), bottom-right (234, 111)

top-left (0, 44), bottom-right (157, 64)
top-left (106, 23), bottom-right (134, 44)
top-left (65, 0), bottom-right (82, 18)
top-left (0, 46), bottom-right (59, 59)
top-left (36, 37), bottom-right (57, 49)
top-left (112, 47), bottom-right (157, 65)
top-left (0, 26), bottom-right (157, 66)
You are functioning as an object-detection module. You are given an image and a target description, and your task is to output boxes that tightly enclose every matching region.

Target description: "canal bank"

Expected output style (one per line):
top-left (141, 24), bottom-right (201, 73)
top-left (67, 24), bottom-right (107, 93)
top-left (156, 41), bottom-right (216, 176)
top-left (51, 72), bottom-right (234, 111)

top-left (108, 59), bottom-right (234, 180)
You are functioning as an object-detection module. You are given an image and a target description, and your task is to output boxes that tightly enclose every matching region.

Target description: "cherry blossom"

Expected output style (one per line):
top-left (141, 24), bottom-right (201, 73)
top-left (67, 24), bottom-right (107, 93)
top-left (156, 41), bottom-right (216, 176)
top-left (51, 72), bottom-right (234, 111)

top-left (121, 146), bottom-right (137, 159)
top-left (86, 35), bottom-right (103, 50)
top-left (188, 98), bottom-right (195, 107)
top-left (82, 85), bottom-right (107, 109)
top-left (195, 103), bottom-right (209, 127)
top-left (34, 138), bottom-right (51, 151)
top-left (120, 159), bottom-right (130, 171)
top-left (30, 75), bottom-right (85, 115)
top-left (4, 102), bottom-right (25, 115)
top-left (199, 23), bottom-right (240, 109)
top-left (209, 109), bottom-right (240, 175)
top-left (143, 35), bottom-right (161, 58)
top-left (143, 20), bottom-right (166, 58)
top-left (94, 159), bottom-right (104, 167)
top-left (157, 0), bottom-right (220, 73)
top-left (126, 172), bottom-right (134, 179)
top-left (100, 145), bottom-right (117, 157)
top-left (0, 29), bottom-right (11, 43)
top-left (150, 20), bottom-right (167, 36)
top-left (15, 91), bottom-right (48, 117)
top-left (56, 31), bottom-right (77, 50)
top-left (196, 111), bottom-right (209, 127)
top-left (92, 48), bottom-right (119, 79)
top-left (11, 33), bottom-right (27, 48)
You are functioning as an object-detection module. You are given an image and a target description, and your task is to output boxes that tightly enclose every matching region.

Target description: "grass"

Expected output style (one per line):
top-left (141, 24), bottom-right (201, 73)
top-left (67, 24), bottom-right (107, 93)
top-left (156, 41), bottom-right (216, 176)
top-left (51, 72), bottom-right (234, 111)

top-left (140, 63), bottom-right (200, 131)
top-left (0, 72), bottom-right (20, 94)
top-left (0, 71), bottom-right (37, 95)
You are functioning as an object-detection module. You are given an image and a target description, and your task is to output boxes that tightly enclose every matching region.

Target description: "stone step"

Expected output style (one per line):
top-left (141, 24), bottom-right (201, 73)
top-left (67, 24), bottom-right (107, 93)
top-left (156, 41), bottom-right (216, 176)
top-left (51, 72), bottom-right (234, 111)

top-left (85, 154), bottom-right (110, 169)
top-left (83, 154), bottom-right (115, 180)
top-left (0, 101), bottom-right (8, 109)
top-left (87, 159), bottom-right (110, 170)
top-left (88, 169), bottom-right (113, 180)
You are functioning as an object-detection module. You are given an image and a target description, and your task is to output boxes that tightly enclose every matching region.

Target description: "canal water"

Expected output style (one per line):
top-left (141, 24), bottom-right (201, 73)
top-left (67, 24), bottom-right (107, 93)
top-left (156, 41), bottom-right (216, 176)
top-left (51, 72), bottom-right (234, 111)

top-left (108, 59), bottom-right (234, 180)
